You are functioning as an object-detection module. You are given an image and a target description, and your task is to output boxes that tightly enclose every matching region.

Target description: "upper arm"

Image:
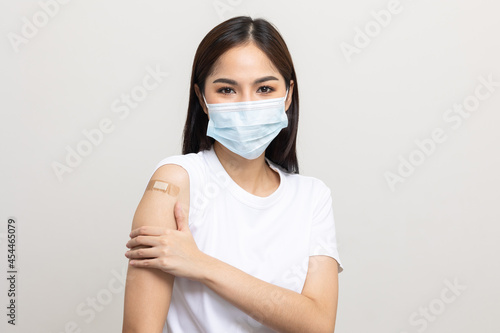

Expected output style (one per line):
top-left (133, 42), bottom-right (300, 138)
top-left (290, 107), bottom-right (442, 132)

top-left (122, 164), bottom-right (190, 333)
top-left (301, 255), bottom-right (339, 332)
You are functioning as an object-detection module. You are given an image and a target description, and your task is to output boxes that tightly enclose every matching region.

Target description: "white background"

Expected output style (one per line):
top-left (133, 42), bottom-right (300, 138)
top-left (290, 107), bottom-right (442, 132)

top-left (1, 0), bottom-right (499, 332)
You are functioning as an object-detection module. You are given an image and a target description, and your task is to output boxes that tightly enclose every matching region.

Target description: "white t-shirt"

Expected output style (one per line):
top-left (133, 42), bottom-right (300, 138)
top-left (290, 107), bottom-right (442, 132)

top-left (150, 147), bottom-right (343, 333)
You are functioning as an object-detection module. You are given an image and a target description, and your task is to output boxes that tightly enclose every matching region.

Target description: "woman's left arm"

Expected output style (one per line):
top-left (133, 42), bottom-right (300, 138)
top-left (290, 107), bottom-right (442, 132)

top-left (126, 205), bottom-right (339, 333)
top-left (201, 253), bottom-right (339, 333)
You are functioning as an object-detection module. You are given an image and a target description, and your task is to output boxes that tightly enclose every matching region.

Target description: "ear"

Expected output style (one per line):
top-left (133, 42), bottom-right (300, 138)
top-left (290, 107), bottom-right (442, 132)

top-left (285, 80), bottom-right (294, 112)
top-left (194, 84), bottom-right (208, 115)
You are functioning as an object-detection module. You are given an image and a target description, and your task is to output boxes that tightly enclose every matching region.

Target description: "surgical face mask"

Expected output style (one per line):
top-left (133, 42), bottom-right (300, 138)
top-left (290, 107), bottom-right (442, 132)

top-left (202, 90), bottom-right (289, 160)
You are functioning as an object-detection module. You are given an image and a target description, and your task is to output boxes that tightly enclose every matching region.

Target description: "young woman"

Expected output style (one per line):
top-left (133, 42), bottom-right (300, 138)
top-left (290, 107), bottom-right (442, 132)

top-left (122, 16), bottom-right (343, 333)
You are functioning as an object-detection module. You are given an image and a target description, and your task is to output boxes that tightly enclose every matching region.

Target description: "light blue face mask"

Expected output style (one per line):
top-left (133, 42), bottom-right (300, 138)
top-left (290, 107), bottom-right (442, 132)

top-left (202, 90), bottom-right (289, 160)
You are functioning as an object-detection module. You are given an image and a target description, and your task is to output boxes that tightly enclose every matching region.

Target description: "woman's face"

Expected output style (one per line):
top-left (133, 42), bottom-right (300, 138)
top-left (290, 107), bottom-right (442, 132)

top-left (196, 42), bottom-right (294, 113)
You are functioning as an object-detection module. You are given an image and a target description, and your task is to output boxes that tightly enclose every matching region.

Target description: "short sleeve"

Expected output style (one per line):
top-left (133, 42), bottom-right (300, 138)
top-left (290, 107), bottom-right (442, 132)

top-left (309, 183), bottom-right (344, 273)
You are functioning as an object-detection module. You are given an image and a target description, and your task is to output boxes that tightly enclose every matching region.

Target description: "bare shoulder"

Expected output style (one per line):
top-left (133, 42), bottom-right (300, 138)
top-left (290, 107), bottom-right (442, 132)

top-left (150, 163), bottom-right (190, 189)
top-left (132, 164), bottom-right (191, 231)
top-left (123, 164), bottom-right (190, 331)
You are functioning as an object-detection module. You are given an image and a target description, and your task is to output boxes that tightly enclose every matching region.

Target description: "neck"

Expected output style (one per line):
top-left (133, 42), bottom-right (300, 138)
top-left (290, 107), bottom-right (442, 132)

top-left (213, 142), bottom-right (280, 197)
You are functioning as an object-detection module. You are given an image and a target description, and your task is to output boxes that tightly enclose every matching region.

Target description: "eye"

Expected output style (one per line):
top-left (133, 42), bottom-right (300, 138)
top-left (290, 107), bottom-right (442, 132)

top-left (257, 86), bottom-right (274, 94)
top-left (217, 87), bottom-right (235, 94)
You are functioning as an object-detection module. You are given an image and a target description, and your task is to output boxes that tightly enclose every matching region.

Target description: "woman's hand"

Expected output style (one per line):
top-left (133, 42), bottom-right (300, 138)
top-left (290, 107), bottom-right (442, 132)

top-left (125, 201), bottom-right (208, 281)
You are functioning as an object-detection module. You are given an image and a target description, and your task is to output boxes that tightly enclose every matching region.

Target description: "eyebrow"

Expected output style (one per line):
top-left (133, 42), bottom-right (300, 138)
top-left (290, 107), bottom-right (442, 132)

top-left (212, 76), bottom-right (279, 85)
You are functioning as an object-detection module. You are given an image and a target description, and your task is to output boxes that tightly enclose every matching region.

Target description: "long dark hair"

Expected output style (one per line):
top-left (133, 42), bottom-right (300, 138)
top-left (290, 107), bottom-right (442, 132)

top-left (182, 16), bottom-right (300, 173)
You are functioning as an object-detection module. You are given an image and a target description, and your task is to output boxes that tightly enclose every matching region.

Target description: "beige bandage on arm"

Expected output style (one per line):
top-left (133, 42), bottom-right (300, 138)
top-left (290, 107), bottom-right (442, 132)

top-left (146, 179), bottom-right (180, 197)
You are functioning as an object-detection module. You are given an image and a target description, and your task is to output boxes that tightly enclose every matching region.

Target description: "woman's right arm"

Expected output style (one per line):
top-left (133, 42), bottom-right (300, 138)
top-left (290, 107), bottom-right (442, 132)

top-left (122, 164), bottom-right (190, 333)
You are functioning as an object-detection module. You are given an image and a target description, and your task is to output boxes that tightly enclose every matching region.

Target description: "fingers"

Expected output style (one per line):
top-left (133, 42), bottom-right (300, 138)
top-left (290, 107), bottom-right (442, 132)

top-left (129, 225), bottom-right (165, 238)
top-left (174, 201), bottom-right (187, 231)
top-left (128, 258), bottom-right (159, 268)
top-left (126, 235), bottom-right (157, 249)
top-left (125, 246), bottom-right (157, 260)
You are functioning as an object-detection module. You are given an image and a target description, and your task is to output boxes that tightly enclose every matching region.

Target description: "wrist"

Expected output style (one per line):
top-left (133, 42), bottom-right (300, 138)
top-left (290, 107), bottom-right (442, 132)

top-left (194, 251), bottom-right (218, 283)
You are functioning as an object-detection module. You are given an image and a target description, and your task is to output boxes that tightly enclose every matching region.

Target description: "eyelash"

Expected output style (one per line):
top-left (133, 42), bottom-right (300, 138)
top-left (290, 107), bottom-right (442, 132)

top-left (217, 86), bottom-right (275, 94)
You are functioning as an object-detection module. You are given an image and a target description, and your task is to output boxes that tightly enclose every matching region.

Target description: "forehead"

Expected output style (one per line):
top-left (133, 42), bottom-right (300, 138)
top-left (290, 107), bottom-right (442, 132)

top-left (209, 42), bottom-right (281, 79)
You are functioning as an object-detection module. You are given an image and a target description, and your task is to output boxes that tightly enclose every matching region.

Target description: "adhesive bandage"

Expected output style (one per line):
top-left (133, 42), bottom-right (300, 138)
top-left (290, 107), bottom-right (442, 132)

top-left (146, 179), bottom-right (180, 196)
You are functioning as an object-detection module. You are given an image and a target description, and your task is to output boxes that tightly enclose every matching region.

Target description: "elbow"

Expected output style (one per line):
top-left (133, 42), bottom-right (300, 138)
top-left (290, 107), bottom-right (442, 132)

top-left (314, 323), bottom-right (336, 333)
top-left (295, 313), bottom-right (335, 333)
top-left (312, 313), bottom-right (336, 333)
top-left (326, 322), bottom-right (336, 333)
top-left (316, 323), bottom-right (335, 333)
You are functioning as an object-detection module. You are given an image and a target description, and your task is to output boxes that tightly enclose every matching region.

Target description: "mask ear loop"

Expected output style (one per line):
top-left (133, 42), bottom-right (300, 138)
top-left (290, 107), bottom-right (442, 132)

top-left (283, 88), bottom-right (290, 112)
top-left (202, 94), bottom-right (209, 109)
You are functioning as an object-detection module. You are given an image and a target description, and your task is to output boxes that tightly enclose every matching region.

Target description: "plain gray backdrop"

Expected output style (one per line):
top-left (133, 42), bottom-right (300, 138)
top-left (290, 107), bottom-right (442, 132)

top-left (1, 0), bottom-right (499, 332)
